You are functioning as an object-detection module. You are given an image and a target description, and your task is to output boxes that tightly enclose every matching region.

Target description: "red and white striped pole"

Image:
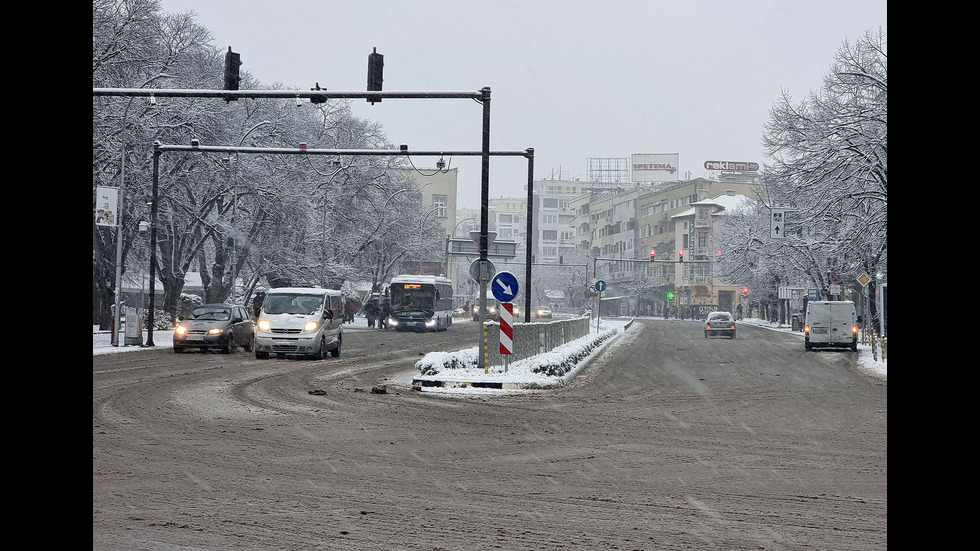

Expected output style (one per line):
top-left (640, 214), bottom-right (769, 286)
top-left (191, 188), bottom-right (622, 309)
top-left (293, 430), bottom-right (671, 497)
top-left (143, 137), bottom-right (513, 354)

top-left (499, 302), bottom-right (513, 371)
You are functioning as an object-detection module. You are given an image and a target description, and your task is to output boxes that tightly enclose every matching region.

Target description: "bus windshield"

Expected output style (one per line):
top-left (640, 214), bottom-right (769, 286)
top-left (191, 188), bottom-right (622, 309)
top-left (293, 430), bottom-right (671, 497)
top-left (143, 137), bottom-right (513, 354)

top-left (390, 284), bottom-right (435, 310)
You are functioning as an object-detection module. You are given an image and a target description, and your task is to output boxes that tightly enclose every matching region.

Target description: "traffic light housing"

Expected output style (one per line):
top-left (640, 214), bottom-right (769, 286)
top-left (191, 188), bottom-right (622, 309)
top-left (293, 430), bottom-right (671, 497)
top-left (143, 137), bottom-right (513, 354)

top-left (667, 291), bottom-right (675, 300)
top-left (367, 47), bottom-right (383, 103)
top-left (559, 255), bottom-right (563, 265)
top-left (649, 249), bottom-right (656, 262)
top-left (223, 47), bottom-right (241, 102)
top-left (310, 82), bottom-right (327, 104)
top-left (678, 250), bottom-right (684, 262)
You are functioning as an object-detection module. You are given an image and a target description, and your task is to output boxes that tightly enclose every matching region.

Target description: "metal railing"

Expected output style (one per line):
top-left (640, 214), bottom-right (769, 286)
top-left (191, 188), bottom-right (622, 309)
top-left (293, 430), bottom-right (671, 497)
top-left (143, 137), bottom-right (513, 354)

top-left (480, 316), bottom-right (591, 370)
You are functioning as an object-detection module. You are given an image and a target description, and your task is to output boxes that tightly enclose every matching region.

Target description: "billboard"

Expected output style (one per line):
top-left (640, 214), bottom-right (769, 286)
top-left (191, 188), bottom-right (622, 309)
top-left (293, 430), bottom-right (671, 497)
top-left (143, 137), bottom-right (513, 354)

top-left (631, 153), bottom-right (679, 183)
top-left (95, 186), bottom-right (119, 227)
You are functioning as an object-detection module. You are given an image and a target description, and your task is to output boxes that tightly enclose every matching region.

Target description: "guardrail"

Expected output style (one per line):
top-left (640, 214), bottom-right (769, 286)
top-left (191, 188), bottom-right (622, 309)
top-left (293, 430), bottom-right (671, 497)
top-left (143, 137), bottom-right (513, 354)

top-left (480, 316), bottom-right (591, 370)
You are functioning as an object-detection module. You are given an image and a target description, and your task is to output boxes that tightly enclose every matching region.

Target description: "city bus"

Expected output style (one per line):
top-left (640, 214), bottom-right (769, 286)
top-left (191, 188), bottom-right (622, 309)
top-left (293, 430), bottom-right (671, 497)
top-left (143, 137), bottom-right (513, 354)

top-left (385, 275), bottom-right (454, 332)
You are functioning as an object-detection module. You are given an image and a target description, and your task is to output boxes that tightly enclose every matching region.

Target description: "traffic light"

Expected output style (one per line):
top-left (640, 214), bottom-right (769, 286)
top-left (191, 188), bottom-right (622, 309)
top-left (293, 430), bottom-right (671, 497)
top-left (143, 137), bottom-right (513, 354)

top-left (559, 255), bottom-right (563, 265)
top-left (649, 249), bottom-right (656, 262)
top-left (367, 47), bottom-right (383, 103)
top-left (667, 291), bottom-right (675, 300)
top-left (678, 250), bottom-right (684, 262)
top-left (310, 82), bottom-right (327, 104)
top-left (741, 286), bottom-right (750, 295)
top-left (223, 47), bottom-right (241, 102)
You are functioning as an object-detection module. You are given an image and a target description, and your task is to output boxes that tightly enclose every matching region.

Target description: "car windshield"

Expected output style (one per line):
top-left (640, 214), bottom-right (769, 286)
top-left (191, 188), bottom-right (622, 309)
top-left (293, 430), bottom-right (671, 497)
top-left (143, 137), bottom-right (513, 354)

top-left (189, 307), bottom-right (230, 321)
top-left (708, 313), bottom-right (732, 322)
top-left (263, 293), bottom-right (324, 315)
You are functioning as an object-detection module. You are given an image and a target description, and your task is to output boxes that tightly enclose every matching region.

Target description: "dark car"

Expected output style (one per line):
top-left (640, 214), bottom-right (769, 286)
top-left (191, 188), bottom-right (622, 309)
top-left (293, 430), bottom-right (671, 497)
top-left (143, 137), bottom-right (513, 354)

top-left (174, 303), bottom-right (255, 353)
top-left (704, 311), bottom-right (736, 339)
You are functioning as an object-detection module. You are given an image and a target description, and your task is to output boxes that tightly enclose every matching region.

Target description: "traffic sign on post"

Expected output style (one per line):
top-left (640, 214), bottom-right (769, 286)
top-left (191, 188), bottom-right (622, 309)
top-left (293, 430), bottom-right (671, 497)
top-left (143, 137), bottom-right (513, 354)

top-left (499, 302), bottom-right (513, 355)
top-left (469, 258), bottom-right (495, 283)
top-left (594, 279), bottom-right (607, 292)
top-left (490, 271), bottom-right (519, 302)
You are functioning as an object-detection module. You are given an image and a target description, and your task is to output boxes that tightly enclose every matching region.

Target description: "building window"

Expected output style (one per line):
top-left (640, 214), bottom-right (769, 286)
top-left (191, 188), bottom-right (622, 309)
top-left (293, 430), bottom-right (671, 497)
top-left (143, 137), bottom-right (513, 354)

top-left (433, 195), bottom-right (447, 217)
top-left (499, 214), bottom-right (513, 223)
top-left (542, 230), bottom-right (558, 241)
top-left (543, 198), bottom-right (559, 208)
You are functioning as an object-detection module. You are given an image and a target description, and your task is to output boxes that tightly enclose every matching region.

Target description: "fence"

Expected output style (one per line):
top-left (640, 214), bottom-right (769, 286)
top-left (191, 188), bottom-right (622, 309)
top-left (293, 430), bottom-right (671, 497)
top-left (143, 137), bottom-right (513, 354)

top-left (480, 316), bottom-right (591, 370)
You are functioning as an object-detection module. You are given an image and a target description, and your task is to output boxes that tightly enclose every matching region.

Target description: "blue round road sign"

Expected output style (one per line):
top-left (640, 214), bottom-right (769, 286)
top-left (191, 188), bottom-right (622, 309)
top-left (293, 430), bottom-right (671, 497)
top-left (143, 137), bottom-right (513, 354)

top-left (490, 271), bottom-right (519, 302)
top-left (594, 279), bottom-right (607, 292)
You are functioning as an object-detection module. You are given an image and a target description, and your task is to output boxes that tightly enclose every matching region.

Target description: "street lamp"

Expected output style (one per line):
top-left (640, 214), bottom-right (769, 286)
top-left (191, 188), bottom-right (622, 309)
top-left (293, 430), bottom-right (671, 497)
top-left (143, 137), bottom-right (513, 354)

top-left (417, 206), bottom-right (441, 274)
top-left (318, 159), bottom-right (343, 288)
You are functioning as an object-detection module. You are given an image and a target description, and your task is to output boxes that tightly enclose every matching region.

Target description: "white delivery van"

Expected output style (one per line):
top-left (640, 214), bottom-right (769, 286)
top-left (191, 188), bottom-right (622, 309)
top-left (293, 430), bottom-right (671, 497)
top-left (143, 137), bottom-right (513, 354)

top-left (803, 300), bottom-right (860, 351)
top-left (253, 287), bottom-right (344, 359)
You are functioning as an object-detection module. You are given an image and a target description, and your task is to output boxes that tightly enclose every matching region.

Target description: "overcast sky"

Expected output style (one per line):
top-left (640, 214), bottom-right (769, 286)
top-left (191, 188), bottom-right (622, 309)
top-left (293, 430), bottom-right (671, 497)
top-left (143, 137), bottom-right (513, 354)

top-left (157, 0), bottom-right (887, 209)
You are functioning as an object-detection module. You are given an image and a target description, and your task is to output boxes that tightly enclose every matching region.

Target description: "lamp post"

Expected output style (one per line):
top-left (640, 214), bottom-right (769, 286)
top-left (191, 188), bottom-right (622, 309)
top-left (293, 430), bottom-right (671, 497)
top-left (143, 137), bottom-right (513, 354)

top-left (318, 160), bottom-right (343, 288)
top-left (447, 217), bottom-right (476, 285)
top-left (417, 206), bottom-right (441, 274)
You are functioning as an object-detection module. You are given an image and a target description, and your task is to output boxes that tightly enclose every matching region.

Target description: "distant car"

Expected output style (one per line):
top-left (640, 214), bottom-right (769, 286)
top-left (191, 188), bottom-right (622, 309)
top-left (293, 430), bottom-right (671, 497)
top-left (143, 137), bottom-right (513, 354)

top-left (472, 302), bottom-right (499, 321)
top-left (535, 306), bottom-right (553, 319)
top-left (173, 303), bottom-right (255, 353)
top-left (704, 311), bottom-right (736, 339)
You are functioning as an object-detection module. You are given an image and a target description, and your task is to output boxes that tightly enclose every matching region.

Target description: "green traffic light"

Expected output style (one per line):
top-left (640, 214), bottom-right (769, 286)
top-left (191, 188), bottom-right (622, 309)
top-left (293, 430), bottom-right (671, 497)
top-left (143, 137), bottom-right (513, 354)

top-left (667, 291), bottom-right (675, 299)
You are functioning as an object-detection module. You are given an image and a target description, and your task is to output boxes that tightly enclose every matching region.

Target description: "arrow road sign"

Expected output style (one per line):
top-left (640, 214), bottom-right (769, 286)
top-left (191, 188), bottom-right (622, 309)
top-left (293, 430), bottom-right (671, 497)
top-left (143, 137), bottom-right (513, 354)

top-left (594, 279), bottom-right (607, 292)
top-left (490, 270), bottom-right (519, 302)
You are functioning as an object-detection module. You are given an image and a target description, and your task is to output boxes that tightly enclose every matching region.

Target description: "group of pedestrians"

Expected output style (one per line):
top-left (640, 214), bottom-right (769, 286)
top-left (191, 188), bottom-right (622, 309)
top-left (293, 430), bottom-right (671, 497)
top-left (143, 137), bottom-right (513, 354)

top-left (363, 294), bottom-right (391, 329)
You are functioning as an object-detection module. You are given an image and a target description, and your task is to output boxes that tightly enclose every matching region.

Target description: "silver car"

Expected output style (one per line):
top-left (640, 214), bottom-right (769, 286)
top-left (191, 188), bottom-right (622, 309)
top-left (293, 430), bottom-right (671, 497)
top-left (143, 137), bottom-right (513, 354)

top-left (704, 311), bottom-right (736, 339)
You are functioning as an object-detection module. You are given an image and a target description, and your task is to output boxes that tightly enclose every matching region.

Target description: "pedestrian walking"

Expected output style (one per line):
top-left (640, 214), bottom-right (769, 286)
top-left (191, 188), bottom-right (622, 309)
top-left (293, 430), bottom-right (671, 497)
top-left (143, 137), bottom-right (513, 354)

top-left (364, 297), bottom-right (380, 328)
top-left (378, 299), bottom-right (391, 330)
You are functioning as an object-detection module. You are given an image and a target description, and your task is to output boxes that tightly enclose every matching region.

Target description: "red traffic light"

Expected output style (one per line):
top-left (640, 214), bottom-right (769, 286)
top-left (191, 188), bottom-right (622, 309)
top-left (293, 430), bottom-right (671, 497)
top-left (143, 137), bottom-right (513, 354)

top-left (649, 249), bottom-right (656, 261)
top-left (741, 286), bottom-right (750, 294)
top-left (678, 250), bottom-right (684, 262)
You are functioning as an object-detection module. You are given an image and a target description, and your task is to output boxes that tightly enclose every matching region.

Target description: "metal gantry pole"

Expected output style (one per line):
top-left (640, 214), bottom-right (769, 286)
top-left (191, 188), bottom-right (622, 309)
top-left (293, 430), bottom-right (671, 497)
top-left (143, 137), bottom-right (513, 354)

top-left (524, 148), bottom-right (534, 323)
top-left (146, 143), bottom-right (161, 346)
top-left (478, 87), bottom-right (491, 324)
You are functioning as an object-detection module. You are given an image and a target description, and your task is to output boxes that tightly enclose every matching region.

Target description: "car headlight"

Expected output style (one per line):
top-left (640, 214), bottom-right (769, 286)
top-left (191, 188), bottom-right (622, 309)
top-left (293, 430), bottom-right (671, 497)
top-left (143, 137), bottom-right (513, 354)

top-left (426, 319), bottom-right (436, 326)
top-left (175, 325), bottom-right (187, 336)
top-left (303, 320), bottom-right (319, 332)
top-left (208, 328), bottom-right (224, 335)
top-left (257, 319), bottom-right (271, 332)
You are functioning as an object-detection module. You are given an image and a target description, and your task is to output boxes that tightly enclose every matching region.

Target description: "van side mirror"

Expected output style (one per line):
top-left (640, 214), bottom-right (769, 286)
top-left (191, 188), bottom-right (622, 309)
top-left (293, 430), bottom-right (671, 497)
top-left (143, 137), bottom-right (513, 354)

top-left (323, 309), bottom-right (333, 320)
top-left (856, 315), bottom-right (863, 324)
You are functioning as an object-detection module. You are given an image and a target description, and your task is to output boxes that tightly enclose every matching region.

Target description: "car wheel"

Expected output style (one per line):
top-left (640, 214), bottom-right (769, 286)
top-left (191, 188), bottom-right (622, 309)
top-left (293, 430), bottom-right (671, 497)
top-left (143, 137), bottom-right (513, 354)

top-left (330, 336), bottom-right (342, 358)
top-left (804, 338), bottom-right (812, 351)
top-left (850, 340), bottom-right (857, 352)
top-left (220, 336), bottom-right (232, 354)
top-left (731, 332), bottom-right (736, 339)
top-left (243, 334), bottom-right (254, 352)
top-left (311, 336), bottom-right (328, 360)
top-left (174, 346), bottom-right (185, 353)
top-left (255, 350), bottom-right (269, 359)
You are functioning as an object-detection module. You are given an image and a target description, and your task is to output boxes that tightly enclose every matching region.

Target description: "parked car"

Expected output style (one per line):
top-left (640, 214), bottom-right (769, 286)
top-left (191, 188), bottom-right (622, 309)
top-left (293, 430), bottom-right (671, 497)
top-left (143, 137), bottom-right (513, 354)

top-left (173, 303), bottom-right (255, 353)
top-left (535, 306), bottom-right (553, 319)
top-left (704, 311), bottom-right (736, 339)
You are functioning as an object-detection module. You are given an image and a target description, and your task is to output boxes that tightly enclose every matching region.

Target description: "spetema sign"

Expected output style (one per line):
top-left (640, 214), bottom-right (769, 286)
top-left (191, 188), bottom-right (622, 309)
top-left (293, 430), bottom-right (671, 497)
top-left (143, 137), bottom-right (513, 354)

top-left (631, 153), bottom-right (679, 183)
top-left (703, 160), bottom-right (759, 172)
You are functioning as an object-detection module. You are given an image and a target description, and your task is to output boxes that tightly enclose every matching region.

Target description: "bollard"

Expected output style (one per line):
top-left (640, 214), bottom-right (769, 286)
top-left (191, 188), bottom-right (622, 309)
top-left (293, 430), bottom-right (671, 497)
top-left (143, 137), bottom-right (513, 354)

top-left (880, 336), bottom-right (886, 362)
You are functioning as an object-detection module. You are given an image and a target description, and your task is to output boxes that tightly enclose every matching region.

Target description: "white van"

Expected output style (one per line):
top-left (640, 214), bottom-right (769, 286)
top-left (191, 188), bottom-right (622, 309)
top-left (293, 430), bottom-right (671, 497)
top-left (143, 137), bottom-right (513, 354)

top-left (254, 287), bottom-right (344, 359)
top-left (803, 300), bottom-right (860, 351)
